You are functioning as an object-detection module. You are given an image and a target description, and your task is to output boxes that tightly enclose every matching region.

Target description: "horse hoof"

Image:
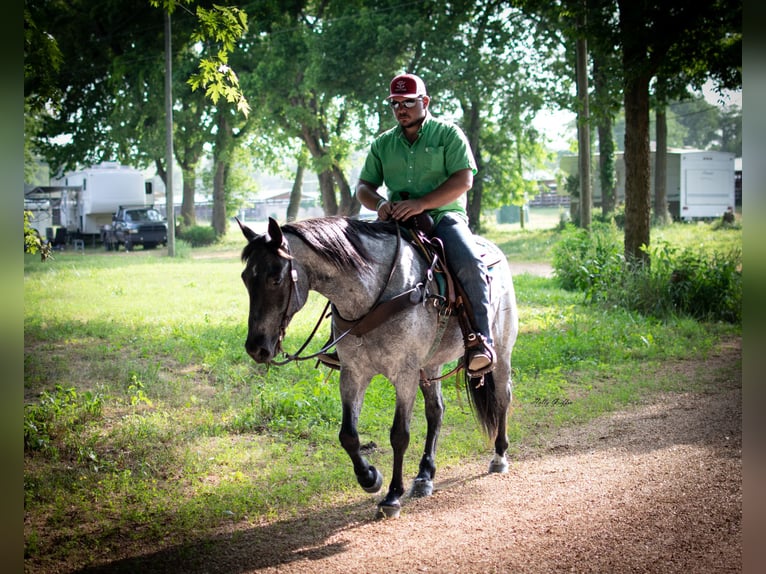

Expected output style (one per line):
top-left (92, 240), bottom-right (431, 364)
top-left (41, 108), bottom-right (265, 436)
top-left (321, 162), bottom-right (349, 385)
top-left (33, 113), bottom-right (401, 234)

top-left (410, 477), bottom-right (434, 498)
top-left (488, 455), bottom-right (509, 474)
top-left (360, 466), bottom-right (384, 493)
top-left (376, 502), bottom-right (401, 520)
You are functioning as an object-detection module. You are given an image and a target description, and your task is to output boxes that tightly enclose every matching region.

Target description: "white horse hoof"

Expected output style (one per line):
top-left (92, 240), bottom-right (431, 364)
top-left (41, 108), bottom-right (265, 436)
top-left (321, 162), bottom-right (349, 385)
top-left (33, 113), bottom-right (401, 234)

top-left (488, 455), bottom-right (509, 474)
top-left (376, 502), bottom-right (401, 519)
top-left (410, 477), bottom-right (434, 498)
top-left (361, 467), bottom-right (384, 493)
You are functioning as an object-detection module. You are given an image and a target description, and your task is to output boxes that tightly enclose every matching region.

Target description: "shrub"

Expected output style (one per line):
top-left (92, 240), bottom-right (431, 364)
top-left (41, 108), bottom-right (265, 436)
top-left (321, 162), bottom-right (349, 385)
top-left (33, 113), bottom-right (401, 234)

top-left (655, 242), bottom-right (742, 323)
top-left (551, 221), bottom-right (623, 295)
top-left (177, 225), bottom-right (218, 247)
top-left (551, 226), bottom-right (742, 324)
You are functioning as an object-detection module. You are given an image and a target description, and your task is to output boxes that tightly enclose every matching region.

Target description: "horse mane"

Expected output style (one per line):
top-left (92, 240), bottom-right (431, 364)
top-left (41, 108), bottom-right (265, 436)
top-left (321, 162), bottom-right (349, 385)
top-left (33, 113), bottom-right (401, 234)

top-left (248, 217), bottom-right (396, 272)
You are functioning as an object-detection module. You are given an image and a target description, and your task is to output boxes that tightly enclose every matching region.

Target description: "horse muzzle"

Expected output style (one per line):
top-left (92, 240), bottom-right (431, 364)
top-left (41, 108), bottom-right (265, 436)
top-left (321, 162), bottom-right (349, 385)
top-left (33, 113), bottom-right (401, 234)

top-left (244, 334), bottom-right (278, 364)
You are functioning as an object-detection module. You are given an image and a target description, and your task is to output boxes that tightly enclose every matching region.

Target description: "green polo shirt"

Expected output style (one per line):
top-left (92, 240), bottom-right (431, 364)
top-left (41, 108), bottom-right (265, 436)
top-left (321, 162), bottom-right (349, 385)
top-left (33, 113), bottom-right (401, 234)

top-left (359, 114), bottom-right (477, 224)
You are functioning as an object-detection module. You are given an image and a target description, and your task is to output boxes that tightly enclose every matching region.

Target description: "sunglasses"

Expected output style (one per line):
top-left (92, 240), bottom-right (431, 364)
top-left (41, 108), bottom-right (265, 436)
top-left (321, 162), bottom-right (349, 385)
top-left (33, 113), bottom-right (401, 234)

top-left (389, 97), bottom-right (423, 110)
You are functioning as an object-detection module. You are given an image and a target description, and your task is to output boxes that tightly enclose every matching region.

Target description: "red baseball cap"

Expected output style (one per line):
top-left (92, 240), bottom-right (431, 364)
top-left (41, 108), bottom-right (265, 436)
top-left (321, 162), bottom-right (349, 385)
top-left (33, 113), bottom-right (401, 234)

top-left (387, 73), bottom-right (427, 99)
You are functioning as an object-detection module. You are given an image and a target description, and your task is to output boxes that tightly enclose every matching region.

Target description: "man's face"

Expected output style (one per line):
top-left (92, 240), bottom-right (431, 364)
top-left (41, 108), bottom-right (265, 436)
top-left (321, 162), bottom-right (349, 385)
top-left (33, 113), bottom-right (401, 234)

top-left (390, 95), bottom-right (429, 129)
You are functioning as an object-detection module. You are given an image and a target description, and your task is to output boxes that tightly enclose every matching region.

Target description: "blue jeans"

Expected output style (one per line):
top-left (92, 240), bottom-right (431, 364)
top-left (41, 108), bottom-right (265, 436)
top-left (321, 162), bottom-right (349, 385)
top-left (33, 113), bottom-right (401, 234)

top-left (434, 212), bottom-right (493, 347)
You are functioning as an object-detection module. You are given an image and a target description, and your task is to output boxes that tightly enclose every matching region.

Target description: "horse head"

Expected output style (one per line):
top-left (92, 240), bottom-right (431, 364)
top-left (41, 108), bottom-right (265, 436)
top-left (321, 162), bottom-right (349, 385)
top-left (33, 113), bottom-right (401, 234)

top-left (239, 217), bottom-right (302, 363)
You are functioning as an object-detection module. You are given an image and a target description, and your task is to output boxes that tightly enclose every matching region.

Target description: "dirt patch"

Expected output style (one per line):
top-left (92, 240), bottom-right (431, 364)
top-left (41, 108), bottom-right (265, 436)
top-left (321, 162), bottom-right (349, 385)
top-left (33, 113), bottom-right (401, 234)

top-left (507, 261), bottom-right (555, 278)
top-left (72, 338), bottom-right (741, 574)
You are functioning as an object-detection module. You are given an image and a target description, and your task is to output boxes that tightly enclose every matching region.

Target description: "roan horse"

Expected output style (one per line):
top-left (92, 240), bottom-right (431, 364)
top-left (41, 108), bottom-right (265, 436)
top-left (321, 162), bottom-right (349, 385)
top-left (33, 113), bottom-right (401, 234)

top-left (239, 216), bottom-right (518, 519)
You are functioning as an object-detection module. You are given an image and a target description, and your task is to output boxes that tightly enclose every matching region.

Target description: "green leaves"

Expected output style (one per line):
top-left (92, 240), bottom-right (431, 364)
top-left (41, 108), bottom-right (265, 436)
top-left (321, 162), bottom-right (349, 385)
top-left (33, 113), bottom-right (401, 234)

top-left (188, 5), bottom-right (251, 117)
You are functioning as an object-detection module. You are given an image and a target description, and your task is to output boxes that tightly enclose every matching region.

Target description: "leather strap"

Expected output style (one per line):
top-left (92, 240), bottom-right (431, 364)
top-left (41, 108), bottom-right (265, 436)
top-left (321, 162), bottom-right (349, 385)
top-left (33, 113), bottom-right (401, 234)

top-left (332, 283), bottom-right (426, 337)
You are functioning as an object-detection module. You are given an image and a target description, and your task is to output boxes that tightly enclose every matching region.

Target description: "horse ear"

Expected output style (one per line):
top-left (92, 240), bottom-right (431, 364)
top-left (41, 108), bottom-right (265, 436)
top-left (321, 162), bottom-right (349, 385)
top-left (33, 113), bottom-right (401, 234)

top-left (236, 217), bottom-right (257, 242)
top-left (266, 217), bottom-right (283, 249)
top-left (266, 217), bottom-right (293, 259)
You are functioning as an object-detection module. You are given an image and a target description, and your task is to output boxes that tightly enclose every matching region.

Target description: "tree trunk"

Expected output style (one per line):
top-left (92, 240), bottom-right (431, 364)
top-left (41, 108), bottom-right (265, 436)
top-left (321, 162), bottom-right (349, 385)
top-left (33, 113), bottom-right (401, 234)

top-left (515, 135), bottom-right (525, 230)
top-left (576, 14), bottom-right (591, 231)
top-left (212, 110), bottom-right (233, 237)
top-left (300, 125), bottom-right (339, 216)
top-left (211, 160), bottom-right (228, 236)
top-left (286, 163), bottom-right (304, 222)
top-left (622, 77), bottom-right (652, 264)
top-left (317, 170), bottom-right (337, 215)
top-left (653, 106), bottom-right (671, 224)
top-left (619, 0), bottom-right (651, 265)
top-left (462, 102), bottom-right (483, 233)
top-left (598, 119), bottom-right (616, 216)
top-left (180, 165), bottom-right (196, 227)
top-left (334, 165), bottom-right (359, 216)
top-left (154, 158), bottom-right (167, 188)
top-left (593, 49), bottom-right (616, 217)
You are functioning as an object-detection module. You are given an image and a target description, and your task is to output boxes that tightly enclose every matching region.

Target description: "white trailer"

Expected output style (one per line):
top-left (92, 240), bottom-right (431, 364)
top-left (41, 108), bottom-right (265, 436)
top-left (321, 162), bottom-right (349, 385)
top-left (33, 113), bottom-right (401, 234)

top-left (559, 149), bottom-right (736, 220)
top-left (53, 162), bottom-right (151, 235)
top-left (677, 151), bottom-right (736, 220)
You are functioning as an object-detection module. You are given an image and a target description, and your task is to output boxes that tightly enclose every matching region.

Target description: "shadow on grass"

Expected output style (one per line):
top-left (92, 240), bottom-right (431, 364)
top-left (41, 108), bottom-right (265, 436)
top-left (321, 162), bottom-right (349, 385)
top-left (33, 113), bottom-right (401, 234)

top-left (73, 498), bottom-right (373, 573)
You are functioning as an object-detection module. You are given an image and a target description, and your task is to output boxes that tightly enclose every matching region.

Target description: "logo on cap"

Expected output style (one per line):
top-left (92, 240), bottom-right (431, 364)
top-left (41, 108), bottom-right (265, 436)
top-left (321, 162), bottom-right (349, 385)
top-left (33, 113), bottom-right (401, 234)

top-left (393, 79), bottom-right (410, 93)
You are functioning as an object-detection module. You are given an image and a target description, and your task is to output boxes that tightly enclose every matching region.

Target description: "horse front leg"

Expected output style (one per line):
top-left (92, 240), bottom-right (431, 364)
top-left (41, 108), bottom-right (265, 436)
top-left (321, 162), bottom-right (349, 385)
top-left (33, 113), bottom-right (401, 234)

top-left (376, 383), bottom-right (418, 519)
top-left (339, 386), bottom-right (383, 495)
top-left (411, 372), bottom-right (444, 498)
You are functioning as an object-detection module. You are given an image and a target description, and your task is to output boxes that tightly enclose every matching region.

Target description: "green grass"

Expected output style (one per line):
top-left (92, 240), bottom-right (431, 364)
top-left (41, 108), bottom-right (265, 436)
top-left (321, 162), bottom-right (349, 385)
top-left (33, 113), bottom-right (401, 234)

top-left (24, 216), bottom-right (741, 571)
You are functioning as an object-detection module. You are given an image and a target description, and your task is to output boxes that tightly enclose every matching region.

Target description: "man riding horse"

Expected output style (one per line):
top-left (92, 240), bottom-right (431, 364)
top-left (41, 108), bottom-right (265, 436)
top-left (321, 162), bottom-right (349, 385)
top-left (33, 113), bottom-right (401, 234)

top-left (355, 72), bottom-right (495, 378)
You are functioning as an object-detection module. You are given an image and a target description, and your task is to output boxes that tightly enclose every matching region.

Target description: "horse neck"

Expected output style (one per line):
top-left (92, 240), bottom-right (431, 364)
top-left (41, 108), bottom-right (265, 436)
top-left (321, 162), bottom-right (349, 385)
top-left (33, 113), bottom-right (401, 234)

top-left (286, 230), bottom-right (417, 319)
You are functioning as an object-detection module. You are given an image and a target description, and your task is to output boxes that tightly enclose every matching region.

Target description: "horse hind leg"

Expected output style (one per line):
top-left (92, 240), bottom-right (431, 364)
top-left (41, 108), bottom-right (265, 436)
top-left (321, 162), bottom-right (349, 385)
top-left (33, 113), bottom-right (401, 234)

top-left (488, 371), bottom-right (512, 474)
top-left (411, 373), bottom-right (444, 498)
top-left (467, 368), bottom-right (512, 474)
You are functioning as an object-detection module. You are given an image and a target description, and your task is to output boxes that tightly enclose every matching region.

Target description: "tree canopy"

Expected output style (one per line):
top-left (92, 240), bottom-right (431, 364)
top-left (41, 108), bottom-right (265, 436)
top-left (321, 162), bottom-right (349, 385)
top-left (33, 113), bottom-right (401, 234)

top-left (24, 0), bottom-right (740, 247)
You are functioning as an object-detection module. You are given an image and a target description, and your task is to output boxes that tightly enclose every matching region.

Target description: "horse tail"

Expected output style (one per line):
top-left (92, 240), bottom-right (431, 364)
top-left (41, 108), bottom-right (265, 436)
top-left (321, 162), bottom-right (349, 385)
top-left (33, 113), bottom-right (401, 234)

top-left (464, 370), bottom-right (499, 439)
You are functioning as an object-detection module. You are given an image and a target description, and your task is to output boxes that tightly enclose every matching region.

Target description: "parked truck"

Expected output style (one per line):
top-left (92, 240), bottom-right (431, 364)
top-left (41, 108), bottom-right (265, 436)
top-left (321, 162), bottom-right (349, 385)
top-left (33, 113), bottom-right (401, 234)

top-left (101, 205), bottom-right (167, 251)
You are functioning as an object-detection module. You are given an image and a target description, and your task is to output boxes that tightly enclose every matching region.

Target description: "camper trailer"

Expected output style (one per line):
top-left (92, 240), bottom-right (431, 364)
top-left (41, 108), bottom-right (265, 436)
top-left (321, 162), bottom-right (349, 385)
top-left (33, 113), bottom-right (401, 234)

top-left (677, 152), bottom-right (736, 220)
top-left (560, 150), bottom-right (736, 220)
top-left (53, 162), bottom-right (153, 235)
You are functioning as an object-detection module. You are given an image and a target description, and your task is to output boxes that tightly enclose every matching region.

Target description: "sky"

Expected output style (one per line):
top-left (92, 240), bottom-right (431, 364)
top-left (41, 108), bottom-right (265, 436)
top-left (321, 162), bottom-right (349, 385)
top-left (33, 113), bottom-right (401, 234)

top-left (533, 81), bottom-right (742, 152)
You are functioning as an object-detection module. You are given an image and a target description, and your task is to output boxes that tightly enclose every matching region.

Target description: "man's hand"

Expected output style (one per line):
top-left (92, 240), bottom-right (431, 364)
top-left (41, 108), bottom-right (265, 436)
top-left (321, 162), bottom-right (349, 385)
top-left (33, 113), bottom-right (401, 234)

top-left (377, 200), bottom-right (394, 221)
top-left (390, 198), bottom-right (425, 221)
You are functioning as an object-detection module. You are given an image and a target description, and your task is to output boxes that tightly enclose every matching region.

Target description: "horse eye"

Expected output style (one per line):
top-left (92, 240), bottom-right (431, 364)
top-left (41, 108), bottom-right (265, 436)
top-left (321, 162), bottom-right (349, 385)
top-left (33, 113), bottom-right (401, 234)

top-left (268, 264), bottom-right (286, 287)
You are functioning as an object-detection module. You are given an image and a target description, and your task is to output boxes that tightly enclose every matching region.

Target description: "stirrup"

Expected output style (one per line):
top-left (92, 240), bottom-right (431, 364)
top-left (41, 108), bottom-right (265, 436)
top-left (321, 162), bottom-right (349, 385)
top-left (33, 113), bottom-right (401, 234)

top-left (465, 334), bottom-right (496, 378)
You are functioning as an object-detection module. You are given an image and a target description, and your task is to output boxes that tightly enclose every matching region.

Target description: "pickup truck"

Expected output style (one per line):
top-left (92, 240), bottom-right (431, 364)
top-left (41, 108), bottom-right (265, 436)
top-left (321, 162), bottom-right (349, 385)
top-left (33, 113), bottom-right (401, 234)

top-left (101, 206), bottom-right (168, 251)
